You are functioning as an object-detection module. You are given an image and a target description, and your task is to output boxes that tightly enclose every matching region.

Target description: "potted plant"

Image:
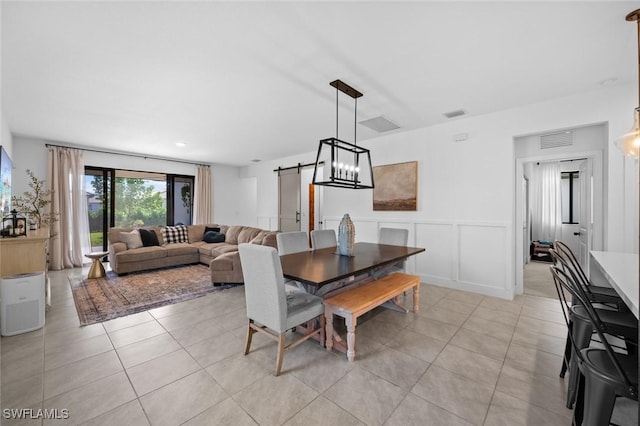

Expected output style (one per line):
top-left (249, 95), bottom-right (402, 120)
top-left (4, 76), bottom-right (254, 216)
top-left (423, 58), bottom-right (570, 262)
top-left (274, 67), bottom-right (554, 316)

top-left (11, 169), bottom-right (59, 233)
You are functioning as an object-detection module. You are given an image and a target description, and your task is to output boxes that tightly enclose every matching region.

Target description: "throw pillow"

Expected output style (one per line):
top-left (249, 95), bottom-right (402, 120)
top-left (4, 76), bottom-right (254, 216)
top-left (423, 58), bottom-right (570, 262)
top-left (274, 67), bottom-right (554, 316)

top-left (162, 225), bottom-right (188, 245)
top-left (205, 226), bottom-right (221, 234)
top-left (203, 230), bottom-right (225, 243)
top-left (139, 228), bottom-right (160, 247)
top-left (120, 229), bottom-right (143, 249)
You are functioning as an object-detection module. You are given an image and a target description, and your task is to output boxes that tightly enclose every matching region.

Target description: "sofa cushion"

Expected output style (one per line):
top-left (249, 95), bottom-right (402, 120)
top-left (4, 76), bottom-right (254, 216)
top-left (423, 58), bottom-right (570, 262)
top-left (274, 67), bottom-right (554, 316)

top-left (224, 226), bottom-right (243, 244)
top-left (164, 243), bottom-right (199, 257)
top-left (162, 225), bottom-right (188, 244)
top-left (120, 229), bottom-right (143, 249)
top-left (186, 224), bottom-right (220, 243)
top-left (211, 244), bottom-right (239, 257)
top-left (210, 252), bottom-right (236, 271)
top-left (203, 230), bottom-right (225, 243)
top-left (116, 246), bottom-right (167, 263)
top-left (139, 228), bottom-right (160, 247)
top-left (237, 227), bottom-right (262, 244)
top-left (250, 230), bottom-right (278, 249)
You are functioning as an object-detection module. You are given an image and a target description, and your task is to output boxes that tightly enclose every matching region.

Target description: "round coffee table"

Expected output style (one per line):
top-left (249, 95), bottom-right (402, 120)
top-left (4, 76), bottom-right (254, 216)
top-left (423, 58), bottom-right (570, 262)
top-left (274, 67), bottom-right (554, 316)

top-left (85, 251), bottom-right (109, 279)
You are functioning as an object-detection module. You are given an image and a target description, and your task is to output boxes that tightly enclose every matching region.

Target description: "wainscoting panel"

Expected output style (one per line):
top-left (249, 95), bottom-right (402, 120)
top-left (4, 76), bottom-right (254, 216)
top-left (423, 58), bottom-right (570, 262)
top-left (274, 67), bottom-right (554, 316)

top-left (415, 222), bottom-right (454, 285)
top-left (320, 216), bottom-right (512, 299)
top-left (256, 216), bottom-right (280, 231)
top-left (259, 214), bottom-right (512, 299)
top-left (457, 224), bottom-right (509, 297)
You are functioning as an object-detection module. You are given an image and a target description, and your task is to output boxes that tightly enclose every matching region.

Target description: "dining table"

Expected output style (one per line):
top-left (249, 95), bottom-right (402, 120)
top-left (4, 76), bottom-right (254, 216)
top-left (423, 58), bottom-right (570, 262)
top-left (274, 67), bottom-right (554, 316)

top-left (589, 251), bottom-right (639, 318)
top-left (280, 242), bottom-right (426, 355)
top-left (280, 242), bottom-right (425, 289)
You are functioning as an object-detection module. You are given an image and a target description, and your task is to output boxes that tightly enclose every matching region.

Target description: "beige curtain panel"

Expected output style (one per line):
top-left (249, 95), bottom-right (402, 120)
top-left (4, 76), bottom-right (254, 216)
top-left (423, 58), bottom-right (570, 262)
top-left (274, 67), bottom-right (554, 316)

top-left (47, 147), bottom-right (91, 270)
top-left (193, 165), bottom-right (212, 224)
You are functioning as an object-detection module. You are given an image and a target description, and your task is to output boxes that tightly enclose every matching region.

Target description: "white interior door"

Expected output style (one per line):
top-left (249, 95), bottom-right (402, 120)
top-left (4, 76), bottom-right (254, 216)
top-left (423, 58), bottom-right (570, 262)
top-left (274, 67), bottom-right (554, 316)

top-left (278, 168), bottom-right (301, 232)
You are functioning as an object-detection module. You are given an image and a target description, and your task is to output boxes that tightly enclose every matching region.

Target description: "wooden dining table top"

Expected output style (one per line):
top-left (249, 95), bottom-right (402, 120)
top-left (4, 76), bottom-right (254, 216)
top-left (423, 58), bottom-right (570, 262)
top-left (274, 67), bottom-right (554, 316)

top-left (279, 242), bottom-right (425, 288)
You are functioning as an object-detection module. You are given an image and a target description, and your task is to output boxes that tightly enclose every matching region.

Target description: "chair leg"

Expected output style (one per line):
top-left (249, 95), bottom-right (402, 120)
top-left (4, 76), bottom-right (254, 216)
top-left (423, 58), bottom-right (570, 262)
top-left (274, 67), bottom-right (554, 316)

top-left (560, 322), bottom-right (573, 378)
top-left (582, 372), bottom-right (617, 426)
top-left (244, 319), bottom-right (255, 355)
top-left (567, 318), bottom-right (592, 409)
top-left (573, 367), bottom-right (585, 426)
top-left (274, 332), bottom-right (286, 376)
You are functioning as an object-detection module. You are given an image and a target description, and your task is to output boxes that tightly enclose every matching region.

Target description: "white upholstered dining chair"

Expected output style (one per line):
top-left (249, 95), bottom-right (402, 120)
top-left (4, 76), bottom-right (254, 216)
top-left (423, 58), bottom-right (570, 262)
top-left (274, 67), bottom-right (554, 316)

top-left (238, 243), bottom-right (325, 376)
top-left (310, 229), bottom-right (337, 250)
top-left (375, 227), bottom-right (410, 278)
top-left (276, 231), bottom-right (309, 255)
top-left (276, 231), bottom-right (310, 293)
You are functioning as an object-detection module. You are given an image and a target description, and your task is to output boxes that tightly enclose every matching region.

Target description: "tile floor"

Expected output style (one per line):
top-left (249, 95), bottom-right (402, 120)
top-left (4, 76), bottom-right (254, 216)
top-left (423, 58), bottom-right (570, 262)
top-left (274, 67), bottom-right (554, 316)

top-left (1, 265), bottom-right (637, 425)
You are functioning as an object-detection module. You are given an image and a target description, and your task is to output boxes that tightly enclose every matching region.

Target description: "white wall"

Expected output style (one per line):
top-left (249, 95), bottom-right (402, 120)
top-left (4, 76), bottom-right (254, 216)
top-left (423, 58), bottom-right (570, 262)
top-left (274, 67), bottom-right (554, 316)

top-left (243, 83), bottom-right (636, 299)
top-left (213, 164), bottom-right (257, 226)
top-left (1, 114), bottom-right (12, 158)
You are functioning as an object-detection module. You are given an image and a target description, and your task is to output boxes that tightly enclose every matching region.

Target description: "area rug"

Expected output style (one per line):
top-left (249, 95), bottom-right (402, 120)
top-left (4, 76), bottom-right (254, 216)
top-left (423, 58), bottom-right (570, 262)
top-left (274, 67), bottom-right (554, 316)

top-left (69, 264), bottom-right (239, 326)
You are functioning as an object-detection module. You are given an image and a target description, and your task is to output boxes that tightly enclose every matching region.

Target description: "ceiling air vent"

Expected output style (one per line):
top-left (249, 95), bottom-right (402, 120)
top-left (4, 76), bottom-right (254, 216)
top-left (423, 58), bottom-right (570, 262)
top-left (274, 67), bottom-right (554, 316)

top-left (359, 116), bottom-right (400, 133)
top-left (443, 109), bottom-right (466, 119)
top-left (540, 131), bottom-right (573, 149)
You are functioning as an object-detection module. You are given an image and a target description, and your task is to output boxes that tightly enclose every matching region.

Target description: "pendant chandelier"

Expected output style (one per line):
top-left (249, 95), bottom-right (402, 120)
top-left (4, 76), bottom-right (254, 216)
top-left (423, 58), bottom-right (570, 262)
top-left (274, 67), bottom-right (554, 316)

top-left (615, 9), bottom-right (640, 157)
top-left (312, 80), bottom-right (374, 189)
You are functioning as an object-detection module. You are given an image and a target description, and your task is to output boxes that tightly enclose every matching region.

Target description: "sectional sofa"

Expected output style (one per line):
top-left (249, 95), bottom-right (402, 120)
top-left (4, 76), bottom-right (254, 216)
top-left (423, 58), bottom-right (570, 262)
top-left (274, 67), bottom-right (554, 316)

top-left (107, 224), bottom-right (278, 283)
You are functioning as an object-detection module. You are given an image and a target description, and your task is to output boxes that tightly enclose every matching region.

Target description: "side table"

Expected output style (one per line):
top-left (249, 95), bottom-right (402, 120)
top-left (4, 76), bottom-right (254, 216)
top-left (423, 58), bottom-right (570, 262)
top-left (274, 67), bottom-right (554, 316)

top-left (85, 251), bottom-right (108, 279)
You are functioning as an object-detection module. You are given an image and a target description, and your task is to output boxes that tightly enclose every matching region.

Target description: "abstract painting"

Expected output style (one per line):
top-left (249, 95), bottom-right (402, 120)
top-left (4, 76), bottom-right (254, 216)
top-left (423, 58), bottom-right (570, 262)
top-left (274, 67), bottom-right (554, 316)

top-left (372, 161), bottom-right (417, 211)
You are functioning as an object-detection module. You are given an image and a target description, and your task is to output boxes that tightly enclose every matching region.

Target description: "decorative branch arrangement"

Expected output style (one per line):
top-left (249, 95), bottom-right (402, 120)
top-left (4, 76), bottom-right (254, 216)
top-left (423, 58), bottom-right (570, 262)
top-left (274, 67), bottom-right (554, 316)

top-left (11, 169), bottom-right (59, 231)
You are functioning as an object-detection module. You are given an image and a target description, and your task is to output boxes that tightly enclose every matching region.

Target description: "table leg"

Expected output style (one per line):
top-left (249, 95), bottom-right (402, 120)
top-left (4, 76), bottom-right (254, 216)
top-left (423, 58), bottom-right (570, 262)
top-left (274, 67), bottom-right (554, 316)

top-left (324, 310), bottom-right (334, 351)
top-left (345, 315), bottom-right (357, 361)
top-left (413, 284), bottom-right (420, 313)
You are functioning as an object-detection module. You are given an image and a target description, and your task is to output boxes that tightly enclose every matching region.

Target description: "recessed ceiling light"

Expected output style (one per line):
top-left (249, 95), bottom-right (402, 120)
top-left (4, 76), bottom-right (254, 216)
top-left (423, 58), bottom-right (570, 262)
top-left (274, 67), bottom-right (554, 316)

top-left (175, 142), bottom-right (187, 147)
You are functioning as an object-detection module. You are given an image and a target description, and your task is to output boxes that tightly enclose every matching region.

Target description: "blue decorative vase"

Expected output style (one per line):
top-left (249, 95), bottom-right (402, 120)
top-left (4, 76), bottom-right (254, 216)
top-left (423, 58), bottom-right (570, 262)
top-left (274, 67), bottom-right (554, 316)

top-left (338, 213), bottom-right (355, 256)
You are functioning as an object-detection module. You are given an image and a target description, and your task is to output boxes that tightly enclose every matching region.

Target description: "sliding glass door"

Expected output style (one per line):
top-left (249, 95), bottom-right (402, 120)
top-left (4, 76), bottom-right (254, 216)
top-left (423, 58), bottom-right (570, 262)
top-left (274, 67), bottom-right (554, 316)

top-left (85, 167), bottom-right (194, 251)
top-left (114, 170), bottom-right (167, 228)
top-left (85, 168), bottom-right (112, 252)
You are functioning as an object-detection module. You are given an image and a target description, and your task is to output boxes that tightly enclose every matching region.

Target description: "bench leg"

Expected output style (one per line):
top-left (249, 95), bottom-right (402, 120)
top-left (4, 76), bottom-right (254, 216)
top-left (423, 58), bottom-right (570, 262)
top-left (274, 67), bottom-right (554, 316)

top-left (413, 284), bottom-right (420, 313)
top-left (346, 315), bottom-right (357, 361)
top-left (325, 310), bottom-right (334, 351)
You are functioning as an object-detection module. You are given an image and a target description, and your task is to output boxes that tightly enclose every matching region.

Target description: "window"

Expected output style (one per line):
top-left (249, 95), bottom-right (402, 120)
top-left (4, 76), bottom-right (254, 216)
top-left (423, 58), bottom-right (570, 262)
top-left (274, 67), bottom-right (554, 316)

top-left (114, 170), bottom-right (167, 228)
top-left (85, 167), bottom-right (194, 250)
top-left (561, 171), bottom-right (580, 224)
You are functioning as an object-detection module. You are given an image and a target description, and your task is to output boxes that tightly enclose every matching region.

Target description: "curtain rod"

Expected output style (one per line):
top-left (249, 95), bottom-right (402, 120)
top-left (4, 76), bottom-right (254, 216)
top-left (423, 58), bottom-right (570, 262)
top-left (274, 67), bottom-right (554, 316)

top-left (44, 143), bottom-right (210, 167)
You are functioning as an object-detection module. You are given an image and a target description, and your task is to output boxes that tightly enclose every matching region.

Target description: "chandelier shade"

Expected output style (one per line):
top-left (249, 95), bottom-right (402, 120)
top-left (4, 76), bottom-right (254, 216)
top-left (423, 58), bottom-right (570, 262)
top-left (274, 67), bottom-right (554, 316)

top-left (313, 79), bottom-right (375, 189)
top-left (615, 107), bottom-right (640, 157)
top-left (617, 9), bottom-right (640, 157)
top-left (312, 137), bottom-right (374, 189)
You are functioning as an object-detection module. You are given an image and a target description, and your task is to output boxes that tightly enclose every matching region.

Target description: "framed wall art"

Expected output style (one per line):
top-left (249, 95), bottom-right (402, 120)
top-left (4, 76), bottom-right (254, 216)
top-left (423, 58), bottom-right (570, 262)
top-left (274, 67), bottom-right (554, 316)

top-left (372, 161), bottom-right (417, 211)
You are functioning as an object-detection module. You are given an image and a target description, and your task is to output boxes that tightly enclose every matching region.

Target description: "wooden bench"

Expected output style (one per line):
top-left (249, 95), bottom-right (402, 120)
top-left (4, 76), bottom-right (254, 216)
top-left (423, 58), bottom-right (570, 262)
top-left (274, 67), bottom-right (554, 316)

top-left (324, 272), bottom-right (420, 361)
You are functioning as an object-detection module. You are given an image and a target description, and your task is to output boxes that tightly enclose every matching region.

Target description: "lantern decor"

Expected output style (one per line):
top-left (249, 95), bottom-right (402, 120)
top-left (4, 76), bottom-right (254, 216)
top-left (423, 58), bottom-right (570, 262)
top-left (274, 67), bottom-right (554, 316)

top-left (312, 80), bottom-right (374, 189)
top-left (1, 209), bottom-right (27, 238)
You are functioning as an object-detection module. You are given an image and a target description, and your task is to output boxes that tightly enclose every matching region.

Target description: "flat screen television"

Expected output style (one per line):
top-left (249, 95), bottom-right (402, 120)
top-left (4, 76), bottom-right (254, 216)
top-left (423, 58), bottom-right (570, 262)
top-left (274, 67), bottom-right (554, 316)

top-left (0, 146), bottom-right (12, 216)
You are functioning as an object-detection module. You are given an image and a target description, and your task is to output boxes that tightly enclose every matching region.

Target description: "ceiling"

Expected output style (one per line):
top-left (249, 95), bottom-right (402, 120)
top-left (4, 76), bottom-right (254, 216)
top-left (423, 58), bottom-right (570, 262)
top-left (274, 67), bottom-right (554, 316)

top-left (1, 1), bottom-right (637, 166)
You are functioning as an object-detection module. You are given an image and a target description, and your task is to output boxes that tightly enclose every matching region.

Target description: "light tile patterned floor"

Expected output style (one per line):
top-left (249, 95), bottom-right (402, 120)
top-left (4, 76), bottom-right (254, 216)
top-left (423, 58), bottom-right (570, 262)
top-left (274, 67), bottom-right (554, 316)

top-left (1, 265), bottom-right (637, 425)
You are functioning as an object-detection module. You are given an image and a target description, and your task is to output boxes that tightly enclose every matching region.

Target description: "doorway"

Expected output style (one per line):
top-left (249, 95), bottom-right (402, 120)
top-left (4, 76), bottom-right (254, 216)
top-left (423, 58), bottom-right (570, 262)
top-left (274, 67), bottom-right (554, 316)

top-left (277, 164), bottom-right (322, 233)
top-left (514, 123), bottom-right (606, 296)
